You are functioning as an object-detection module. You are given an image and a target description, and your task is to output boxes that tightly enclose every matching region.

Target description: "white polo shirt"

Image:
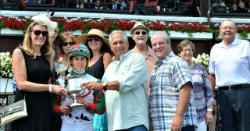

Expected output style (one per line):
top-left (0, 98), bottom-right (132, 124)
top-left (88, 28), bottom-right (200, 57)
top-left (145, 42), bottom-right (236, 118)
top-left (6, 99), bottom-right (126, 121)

top-left (209, 38), bottom-right (250, 87)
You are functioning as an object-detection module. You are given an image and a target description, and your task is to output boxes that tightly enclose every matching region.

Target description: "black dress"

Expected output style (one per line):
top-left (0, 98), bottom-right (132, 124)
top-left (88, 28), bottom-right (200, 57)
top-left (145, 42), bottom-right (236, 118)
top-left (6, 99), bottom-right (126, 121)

top-left (11, 49), bottom-right (53, 131)
top-left (86, 56), bottom-right (104, 79)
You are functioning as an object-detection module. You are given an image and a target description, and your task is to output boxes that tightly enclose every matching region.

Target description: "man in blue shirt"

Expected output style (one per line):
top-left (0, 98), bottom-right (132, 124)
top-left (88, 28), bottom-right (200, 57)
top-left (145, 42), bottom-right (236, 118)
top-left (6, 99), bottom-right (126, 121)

top-left (149, 31), bottom-right (197, 131)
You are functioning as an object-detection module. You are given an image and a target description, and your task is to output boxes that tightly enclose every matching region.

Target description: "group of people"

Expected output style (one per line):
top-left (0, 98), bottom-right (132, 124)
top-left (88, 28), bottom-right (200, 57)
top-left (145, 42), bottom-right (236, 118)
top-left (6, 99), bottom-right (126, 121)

top-left (10, 12), bottom-right (250, 131)
top-left (214, 0), bottom-right (250, 13)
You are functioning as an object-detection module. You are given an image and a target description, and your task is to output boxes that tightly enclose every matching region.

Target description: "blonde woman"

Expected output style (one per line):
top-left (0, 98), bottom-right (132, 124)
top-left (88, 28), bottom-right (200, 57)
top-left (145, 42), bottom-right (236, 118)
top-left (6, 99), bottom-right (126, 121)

top-left (11, 21), bottom-right (65, 131)
top-left (54, 32), bottom-right (77, 75)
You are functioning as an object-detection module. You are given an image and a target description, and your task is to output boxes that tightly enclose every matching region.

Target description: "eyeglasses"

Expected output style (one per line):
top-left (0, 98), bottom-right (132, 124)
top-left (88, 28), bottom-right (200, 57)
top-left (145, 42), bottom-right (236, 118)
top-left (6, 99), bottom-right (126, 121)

top-left (221, 26), bottom-right (235, 30)
top-left (32, 30), bottom-right (48, 37)
top-left (182, 49), bottom-right (193, 52)
top-left (62, 42), bottom-right (75, 46)
top-left (87, 37), bottom-right (100, 42)
top-left (134, 31), bottom-right (147, 35)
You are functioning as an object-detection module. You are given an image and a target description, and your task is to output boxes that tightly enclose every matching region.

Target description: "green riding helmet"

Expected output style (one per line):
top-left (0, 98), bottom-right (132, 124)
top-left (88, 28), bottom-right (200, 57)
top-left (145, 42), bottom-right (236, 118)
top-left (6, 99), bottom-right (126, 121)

top-left (68, 43), bottom-right (90, 60)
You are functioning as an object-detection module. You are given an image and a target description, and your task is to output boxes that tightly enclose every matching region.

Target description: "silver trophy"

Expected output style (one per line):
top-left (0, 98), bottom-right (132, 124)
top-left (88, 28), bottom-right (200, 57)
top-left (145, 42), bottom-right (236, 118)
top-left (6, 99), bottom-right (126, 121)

top-left (67, 75), bottom-right (86, 107)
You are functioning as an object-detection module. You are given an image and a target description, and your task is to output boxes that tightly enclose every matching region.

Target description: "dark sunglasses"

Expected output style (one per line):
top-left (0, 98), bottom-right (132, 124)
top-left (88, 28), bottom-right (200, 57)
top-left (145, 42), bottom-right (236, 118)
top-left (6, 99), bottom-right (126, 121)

top-left (32, 30), bottom-right (48, 37)
top-left (62, 42), bottom-right (75, 46)
top-left (87, 37), bottom-right (100, 42)
top-left (135, 31), bottom-right (147, 35)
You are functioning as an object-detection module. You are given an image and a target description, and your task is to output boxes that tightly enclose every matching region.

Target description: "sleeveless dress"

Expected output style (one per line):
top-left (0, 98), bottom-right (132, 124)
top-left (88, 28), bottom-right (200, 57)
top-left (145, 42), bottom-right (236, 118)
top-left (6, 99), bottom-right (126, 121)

top-left (11, 49), bottom-right (53, 131)
top-left (86, 56), bottom-right (108, 131)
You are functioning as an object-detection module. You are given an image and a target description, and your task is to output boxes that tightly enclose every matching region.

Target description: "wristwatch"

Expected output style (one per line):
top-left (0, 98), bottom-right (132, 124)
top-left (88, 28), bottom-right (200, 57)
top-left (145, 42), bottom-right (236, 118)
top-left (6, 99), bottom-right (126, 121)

top-left (102, 82), bottom-right (107, 91)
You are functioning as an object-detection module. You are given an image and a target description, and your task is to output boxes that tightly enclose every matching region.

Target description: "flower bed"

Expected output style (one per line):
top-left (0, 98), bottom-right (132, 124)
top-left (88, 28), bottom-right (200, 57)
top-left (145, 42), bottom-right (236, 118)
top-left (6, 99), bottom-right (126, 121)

top-left (1, 16), bottom-right (250, 38)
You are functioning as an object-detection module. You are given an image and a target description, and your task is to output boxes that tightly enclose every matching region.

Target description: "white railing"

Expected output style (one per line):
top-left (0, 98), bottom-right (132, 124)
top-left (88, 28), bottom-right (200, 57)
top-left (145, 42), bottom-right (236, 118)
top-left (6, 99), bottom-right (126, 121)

top-left (1, 10), bottom-right (250, 40)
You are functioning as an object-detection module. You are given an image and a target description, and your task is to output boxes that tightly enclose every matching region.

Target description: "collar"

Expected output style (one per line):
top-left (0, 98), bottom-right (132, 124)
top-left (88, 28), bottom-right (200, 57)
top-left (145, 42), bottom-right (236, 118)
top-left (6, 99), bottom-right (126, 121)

top-left (112, 50), bottom-right (131, 62)
top-left (219, 38), bottom-right (239, 48)
top-left (70, 69), bottom-right (86, 76)
top-left (161, 51), bottom-right (175, 64)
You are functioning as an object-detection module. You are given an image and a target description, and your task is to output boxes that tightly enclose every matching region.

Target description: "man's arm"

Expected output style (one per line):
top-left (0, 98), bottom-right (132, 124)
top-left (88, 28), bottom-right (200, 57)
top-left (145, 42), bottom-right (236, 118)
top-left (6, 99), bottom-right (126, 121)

top-left (86, 55), bottom-right (147, 92)
top-left (209, 74), bottom-right (216, 90)
top-left (118, 55), bottom-right (148, 93)
top-left (171, 82), bottom-right (192, 131)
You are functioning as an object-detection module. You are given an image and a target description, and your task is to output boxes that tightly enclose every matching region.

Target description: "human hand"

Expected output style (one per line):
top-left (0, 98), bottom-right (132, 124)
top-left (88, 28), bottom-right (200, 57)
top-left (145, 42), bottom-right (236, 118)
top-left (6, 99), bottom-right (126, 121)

top-left (60, 104), bottom-right (72, 115)
top-left (206, 111), bottom-right (214, 124)
top-left (171, 114), bottom-right (183, 131)
top-left (212, 101), bottom-right (218, 110)
top-left (53, 85), bottom-right (67, 96)
top-left (86, 81), bottom-right (102, 90)
top-left (81, 82), bottom-right (87, 87)
top-left (76, 95), bottom-right (88, 106)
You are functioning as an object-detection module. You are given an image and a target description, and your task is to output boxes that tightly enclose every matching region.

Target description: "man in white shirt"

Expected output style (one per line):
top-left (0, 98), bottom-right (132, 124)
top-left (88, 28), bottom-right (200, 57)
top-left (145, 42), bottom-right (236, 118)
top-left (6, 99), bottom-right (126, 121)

top-left (86, 30), bottom-right (149, 131)
top-left (209, 19), bottom-right (250, 131)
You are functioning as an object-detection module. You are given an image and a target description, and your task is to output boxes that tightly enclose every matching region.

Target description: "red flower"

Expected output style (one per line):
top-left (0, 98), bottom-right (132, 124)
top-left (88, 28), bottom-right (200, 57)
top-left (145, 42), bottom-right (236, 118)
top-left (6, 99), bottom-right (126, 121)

top-left (116, 20), bottom-right (134, 30)
top-left (147, 22), bottom-right (165, 30)
top-left (1, 16), bottom-right (249, 38)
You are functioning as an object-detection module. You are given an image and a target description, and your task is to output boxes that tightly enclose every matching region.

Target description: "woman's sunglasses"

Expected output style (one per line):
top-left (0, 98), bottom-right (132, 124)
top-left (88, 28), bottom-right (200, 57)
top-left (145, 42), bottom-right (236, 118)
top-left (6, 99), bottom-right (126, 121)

top-left (62, 42), bottom-right (76, 46)
top-left (32, 30), bottom-right (48, 37)
top-left (135, 31), bottom-right (147, 35)
top-left (87, 37), bottom-right (100, 42)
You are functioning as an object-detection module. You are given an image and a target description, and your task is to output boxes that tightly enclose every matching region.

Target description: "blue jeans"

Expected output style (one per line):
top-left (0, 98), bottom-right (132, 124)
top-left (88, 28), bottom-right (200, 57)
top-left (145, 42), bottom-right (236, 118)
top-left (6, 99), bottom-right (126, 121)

top-left (218, 86), bottom-right (250, 131)
top-left (116, 125), bottom-right (148, 131)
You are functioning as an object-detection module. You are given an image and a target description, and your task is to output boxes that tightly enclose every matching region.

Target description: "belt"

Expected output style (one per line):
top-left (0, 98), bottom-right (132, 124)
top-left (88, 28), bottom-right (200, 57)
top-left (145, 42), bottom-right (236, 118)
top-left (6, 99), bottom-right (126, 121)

top-left (218, 84), bottom-right (250, 90)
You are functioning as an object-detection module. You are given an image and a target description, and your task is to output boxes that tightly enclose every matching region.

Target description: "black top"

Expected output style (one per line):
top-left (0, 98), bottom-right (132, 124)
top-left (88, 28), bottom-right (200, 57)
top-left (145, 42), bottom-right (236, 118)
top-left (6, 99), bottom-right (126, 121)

top-left (86, 56), bottom-right (104, 80)
top-left (12, 49), bottom-right (53, 131)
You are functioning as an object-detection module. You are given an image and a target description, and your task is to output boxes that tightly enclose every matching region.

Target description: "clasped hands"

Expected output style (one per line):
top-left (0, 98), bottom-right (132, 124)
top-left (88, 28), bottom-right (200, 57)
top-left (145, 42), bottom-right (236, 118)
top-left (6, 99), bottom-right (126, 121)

top-left (82, 81), bottom-right (103, 90)
top-left (53, 85), bottom-right (67, 96)
top-left (60, 94), bottom-right (88, 115)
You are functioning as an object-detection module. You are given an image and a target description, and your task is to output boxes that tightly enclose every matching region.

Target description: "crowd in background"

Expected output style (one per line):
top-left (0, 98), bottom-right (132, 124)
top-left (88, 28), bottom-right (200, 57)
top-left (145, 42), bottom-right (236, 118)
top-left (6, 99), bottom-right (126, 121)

top-left (6, 11), bottom-right (250, 131)
top-left (212, 0), bottom-right (250, 13)
top-left (3, 0), bottom-right (250, 15)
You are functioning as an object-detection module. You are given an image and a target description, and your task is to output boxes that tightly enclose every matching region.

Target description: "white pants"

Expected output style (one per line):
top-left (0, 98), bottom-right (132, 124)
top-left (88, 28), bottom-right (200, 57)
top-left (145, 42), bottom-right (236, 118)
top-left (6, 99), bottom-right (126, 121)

top-left (197, 120), bottom-right (207, 131)
top-left (61, 117), bottom-right (94, 131)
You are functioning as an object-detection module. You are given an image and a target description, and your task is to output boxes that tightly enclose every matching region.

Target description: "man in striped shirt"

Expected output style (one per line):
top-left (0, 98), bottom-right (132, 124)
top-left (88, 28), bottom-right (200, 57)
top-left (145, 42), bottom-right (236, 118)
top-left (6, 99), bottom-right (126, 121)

top-left (149, 31), bottom-right (197, 131)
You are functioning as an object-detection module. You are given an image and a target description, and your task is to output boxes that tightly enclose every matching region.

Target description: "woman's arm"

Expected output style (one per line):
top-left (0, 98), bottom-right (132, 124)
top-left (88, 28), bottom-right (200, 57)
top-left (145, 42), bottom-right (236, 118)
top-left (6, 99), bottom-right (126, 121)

top-left (12, 48), bottom-right (66, 95)
top-left (103, 52), bottom-right (112, 70)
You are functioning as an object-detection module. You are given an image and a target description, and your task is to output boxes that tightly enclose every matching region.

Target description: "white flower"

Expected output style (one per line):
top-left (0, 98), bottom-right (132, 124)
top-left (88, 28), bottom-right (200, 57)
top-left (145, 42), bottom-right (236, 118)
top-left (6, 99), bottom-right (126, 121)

top-left (0, 52), bottom-right (13, 78)
top-left (193, 53), bottom-right (210, 71)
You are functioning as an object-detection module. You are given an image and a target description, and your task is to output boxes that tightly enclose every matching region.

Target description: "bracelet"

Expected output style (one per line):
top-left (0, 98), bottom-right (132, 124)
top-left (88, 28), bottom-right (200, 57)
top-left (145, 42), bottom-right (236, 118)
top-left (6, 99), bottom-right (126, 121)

top-left (102, 82), bottom-right (107, 91)
top-left (207, 108), bottom-right (213, 112)
top-left (48, 84), bottom-right (53, 93)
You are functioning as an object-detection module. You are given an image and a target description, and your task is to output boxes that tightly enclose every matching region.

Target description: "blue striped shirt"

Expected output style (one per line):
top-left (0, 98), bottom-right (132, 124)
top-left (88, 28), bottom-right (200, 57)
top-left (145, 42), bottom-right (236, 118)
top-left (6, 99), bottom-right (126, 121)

top-left (149, 52), bottom-right (197, 131)
top-left (192, 64), bottom-right (214, 122)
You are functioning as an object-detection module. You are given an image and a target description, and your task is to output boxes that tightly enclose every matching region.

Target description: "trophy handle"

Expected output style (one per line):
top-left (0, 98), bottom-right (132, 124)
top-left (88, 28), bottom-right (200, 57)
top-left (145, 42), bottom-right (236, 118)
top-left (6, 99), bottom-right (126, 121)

top-left (70, 94), bottom-right (83, 107)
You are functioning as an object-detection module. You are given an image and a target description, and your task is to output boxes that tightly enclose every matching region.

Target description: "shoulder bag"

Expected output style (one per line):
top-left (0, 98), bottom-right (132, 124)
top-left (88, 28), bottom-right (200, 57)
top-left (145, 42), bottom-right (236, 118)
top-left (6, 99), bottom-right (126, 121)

top-left (0, 96), bottom-right (27, 125)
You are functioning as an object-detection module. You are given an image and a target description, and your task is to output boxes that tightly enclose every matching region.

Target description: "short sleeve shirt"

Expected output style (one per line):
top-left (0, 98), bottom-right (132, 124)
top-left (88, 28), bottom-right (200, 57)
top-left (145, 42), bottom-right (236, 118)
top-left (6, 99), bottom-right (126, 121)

top-left (149, 52), bottom-right (197, 131)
